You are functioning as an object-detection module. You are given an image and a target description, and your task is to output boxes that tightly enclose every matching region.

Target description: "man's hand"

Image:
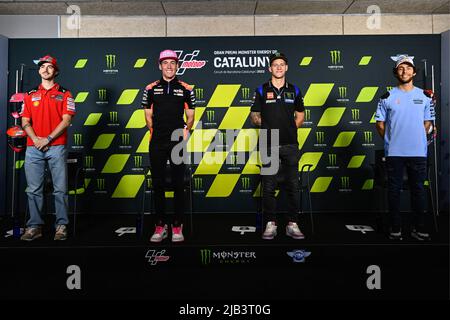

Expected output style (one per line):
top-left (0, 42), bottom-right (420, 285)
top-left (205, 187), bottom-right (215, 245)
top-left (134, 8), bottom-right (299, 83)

top-left (34, 136), bottom-right (50, 151)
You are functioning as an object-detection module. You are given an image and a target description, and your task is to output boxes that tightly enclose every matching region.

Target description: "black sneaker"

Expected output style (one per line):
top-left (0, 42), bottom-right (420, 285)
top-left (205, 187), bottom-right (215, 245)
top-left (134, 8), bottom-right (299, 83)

top-left (411, 229), bottom-right (431, 241)
top-left (388, 227), bottom-right (402, 241)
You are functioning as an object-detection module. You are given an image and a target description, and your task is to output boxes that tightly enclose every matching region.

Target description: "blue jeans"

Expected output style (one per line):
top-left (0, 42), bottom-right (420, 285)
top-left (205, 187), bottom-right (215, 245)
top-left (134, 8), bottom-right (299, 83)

top-left (386, 156), bottom-right (427, 230)
top-left (24, 145), bottom-right (69, 228)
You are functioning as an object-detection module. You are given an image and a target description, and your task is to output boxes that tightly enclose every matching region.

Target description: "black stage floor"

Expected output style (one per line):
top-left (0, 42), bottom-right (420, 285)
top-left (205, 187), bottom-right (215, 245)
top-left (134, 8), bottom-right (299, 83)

top-left (0, 212), bottom-right (448, 301)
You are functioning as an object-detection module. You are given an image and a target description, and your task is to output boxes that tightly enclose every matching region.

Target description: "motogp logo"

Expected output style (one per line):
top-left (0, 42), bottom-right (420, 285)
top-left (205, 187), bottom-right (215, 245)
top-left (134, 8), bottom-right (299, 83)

top-left (175, 50), bottom-right (207, 75)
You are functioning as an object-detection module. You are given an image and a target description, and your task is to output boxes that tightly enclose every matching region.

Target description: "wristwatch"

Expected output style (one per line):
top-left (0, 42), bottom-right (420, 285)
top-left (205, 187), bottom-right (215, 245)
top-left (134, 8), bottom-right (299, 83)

top-left (47, 135), bottom-right (54, 143)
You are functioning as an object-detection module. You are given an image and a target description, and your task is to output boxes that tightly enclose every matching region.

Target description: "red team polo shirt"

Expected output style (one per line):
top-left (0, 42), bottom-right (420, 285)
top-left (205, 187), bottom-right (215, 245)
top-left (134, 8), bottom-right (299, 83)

top-left (22, 83), bottom-right (76, 146)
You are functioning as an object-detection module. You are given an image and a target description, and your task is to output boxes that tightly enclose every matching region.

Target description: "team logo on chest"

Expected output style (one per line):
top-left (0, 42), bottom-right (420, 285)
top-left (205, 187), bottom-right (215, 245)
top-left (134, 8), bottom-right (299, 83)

top-left (153, 88), bottom-right (164, 95)
top-left (173, 88), bottom-right (184, 97)
top-left (284, 92), bottom-right (295, 103)
top-left (53, 94), bottom-right (64, 101)
top-left (266, 92), bottom-right (274, 100)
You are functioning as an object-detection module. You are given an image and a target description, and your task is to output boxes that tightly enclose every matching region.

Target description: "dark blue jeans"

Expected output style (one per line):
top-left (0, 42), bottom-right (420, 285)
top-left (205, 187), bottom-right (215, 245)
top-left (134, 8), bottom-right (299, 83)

top-left (262, 144), bottom-right (300, 223)
top-left (386, 156), bottom-right (427, 230)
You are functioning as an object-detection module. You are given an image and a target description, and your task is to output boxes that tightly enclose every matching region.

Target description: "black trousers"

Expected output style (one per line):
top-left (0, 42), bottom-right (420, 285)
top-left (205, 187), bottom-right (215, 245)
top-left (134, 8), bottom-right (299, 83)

top-left (149, 139), bottom-right (185, 226)
top-left (261, 144), bottom-right (301, 224)
top-left (386, 156), bottom-right (427, 230)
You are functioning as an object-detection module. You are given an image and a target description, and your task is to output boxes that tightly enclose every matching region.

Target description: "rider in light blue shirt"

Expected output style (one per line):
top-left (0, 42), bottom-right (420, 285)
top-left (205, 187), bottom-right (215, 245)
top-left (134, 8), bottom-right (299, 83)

top-left (375, 54), bottom-right (435, 241)
top-left (376, 86), bottom-right (435, 157)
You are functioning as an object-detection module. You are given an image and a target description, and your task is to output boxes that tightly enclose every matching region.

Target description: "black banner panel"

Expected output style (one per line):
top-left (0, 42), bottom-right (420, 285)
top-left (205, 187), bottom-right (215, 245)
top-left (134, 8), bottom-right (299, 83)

top-left (7, 35), bottom-right (441, 214)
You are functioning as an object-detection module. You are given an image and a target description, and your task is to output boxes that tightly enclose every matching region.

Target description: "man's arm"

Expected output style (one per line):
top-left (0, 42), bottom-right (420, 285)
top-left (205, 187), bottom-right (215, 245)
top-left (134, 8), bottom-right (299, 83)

top-left (21, 117), bottom-right (39, 145)
top-left (49, 114), bottom-right (72, 140)
top-left (376, 121), bottom-right (385, 138)
top-left (250, 112), bottom-right (261, 127)
top-left (37, 114), bottom-right (72, 150)
top-left (185, 109), bottom-right (194, 131)
top-left (294, 111), bottom-right (304, 128)
top-left (424, 120), bottom-right (433, 134)
top-left (144, 108), bottom-right (153, 130)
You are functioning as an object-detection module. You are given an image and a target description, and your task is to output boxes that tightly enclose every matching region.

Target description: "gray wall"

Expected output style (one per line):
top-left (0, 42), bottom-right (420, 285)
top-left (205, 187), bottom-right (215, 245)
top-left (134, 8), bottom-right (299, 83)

top-left (0, 14), bottom-right (448, 39)
top-left (441, 30), bottom-right (449, 212)
top-left (0, 34), bottom-right (7, 216)
top-left (0, 15), bottom-right (59, 38)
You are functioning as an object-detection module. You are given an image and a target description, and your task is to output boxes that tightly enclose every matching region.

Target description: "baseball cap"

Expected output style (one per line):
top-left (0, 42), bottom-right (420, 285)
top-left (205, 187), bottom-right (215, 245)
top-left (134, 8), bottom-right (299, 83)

top-left (391, 54), bottom-right (415, 69)
top-left (159, 49), bottom-right (179, 63)
top-left (269, 52), bottom-right (288, 65)
top-left (37, 55), bottom-right (59, 70)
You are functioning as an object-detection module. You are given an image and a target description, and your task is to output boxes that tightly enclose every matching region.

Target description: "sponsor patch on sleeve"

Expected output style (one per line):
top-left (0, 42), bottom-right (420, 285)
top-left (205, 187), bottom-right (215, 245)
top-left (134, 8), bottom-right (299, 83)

top-left (66, 97), bottom-right (76, 112)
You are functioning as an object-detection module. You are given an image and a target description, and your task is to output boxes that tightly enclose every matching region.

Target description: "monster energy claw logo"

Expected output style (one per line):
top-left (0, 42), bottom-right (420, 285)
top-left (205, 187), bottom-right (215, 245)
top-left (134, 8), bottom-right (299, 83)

top-left (241, 87), bottom-right (250, 99)
top-left (73, 133), bottom-right (82, 145)
top-left (206, 110), bottom-right (215, 122)
top-left (241, 177), bottom-right (250, 190)
top-left (304, 109), bottom-right (311, 121)
top-left (200, 249), bottom-right (211, 265)
top-left (316, 131), bottom-right (325, 144)
top-left (121, 133), bottom-right (130, 145)
top-left (364, 131), bottom-right (373, 143)
top-left (98, 89), bottom-right (107, 101)
top-left (330, 50), bottom-right (341, 64)
top-left (351, 109), bottom-right (360, 121)
top-left (386, 86), bottom-right (393, 91)
top-left (110, 111), bottom-right (118, 123)
top-left (218, 131), bottom-right (226, 144)
top-left (338, 86), bottom-right (347, 98)
top-left (194, 177), bottom-right (203, 190)
top-left (341, 176), bottom-right (350, 189)
top-left (230, 154), bottom-right (238, 166)
top-left (195, 88), bottom-right (204, 99)
top-left (106, 54), bottom-right (116, 69)
top-left (134, 156), bottom-right (142, 168)
top-left (84, 156), bottom-right (93, 168)
top-left (328, 154), bottom-right (337, 166)
top-left (146, 178), bottom-right (152, 189)
top-left (97, 178), bottom-right (105, 190)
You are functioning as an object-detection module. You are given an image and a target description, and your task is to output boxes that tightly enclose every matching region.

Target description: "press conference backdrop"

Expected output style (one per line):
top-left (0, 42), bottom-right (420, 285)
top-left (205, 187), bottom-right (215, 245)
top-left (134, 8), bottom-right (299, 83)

top-left (6, 35), bottom-right (441, 214)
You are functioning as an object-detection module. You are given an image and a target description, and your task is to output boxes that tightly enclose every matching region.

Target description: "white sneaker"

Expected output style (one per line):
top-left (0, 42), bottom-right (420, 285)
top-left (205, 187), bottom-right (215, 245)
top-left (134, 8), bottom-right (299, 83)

top-left (150, 224), bottom-right (168, 242)
top-left (262, 221), bottom-right (277, 240)
top-left (286, 222), bottom-right (305, 239)
top-left (171, 224), bottom-right (184, 242)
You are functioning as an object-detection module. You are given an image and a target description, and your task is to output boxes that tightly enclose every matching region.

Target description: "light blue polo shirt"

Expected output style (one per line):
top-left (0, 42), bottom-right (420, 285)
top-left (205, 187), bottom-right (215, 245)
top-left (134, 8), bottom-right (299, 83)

top-left (375, 86), bottom-right (435, 157)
